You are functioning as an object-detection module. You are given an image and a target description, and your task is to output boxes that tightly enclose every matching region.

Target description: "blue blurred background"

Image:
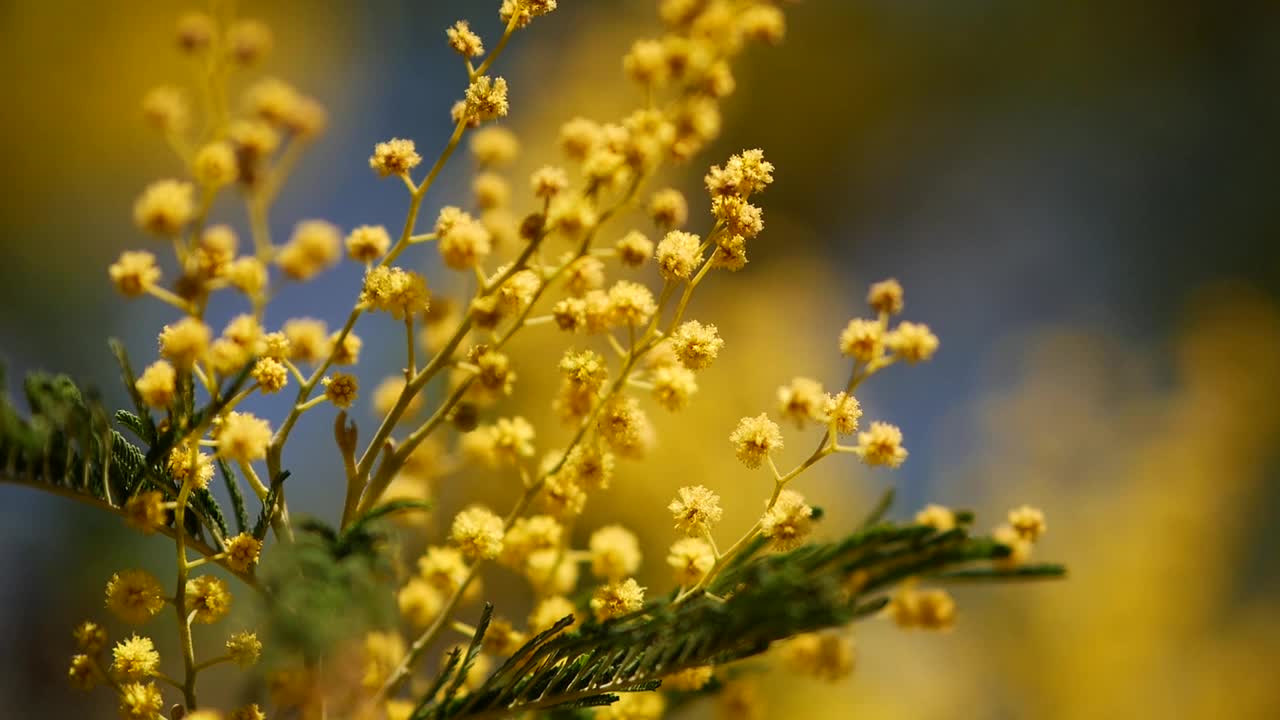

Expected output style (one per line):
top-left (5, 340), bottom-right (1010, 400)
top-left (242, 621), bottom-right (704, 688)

top-left (2, 1), bottom-right (1278, 717)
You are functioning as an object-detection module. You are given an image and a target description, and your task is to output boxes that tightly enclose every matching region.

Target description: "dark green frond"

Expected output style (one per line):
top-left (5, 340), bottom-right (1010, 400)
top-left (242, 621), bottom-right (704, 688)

top-left (411, 519), bottom-right (1064, 719)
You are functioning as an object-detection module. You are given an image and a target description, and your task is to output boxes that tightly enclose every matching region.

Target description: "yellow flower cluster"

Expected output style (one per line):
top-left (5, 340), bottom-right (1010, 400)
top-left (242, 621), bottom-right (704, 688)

top-left (65, 1), bottom-right (1055, 717)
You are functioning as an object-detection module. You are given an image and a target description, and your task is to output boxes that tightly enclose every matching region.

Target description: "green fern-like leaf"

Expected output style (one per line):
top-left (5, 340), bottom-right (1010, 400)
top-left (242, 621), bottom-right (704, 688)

top-left (410, 520), bottom-right (1063, 719)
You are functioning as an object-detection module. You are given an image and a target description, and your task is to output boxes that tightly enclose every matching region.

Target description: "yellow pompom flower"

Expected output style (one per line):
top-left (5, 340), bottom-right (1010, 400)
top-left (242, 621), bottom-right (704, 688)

top-left (345, 224), bottom-right (391, 263)
top-left (667, 537), bottom-right (715, 585)
top-left (529, 595), bottom-right (578, 634)
top-left (227, 631), bottom-right (263, 668)
top-left (670, 320), bottom-right (724, 369)
top-left (216, 412), bottom-right (273, 464)
top-left (590, 578), bottom-right (645, 621)
top-left (134, 361), bottom-right (176, 408)
top-left (224, 533), bottom-right (263, 572)
top-left (185, 575), bottom-right (232, 624)
top-left (760, 490), bottom-right (814, 551)
top-left (839, 318), bottom-right (883, 363)
top-left (108, 251), bottom-right (161, 298)
top-left (123, 492), bottom-right (166, 535)
top-left (886, 321), bottom-right (939, 363)
top-left (322, 373), bottom-right (359, 409)
top-left (729, 413), bottom-right (784, 469)
top-left (133, 180), bottom-right (194, 236)
top-left (1008, 505), bottom-right (1047, 541)
top-left (450, 506), bottom-right (505, 560)
top-left (111, 635), bottom-right (160, 680)
top-left (588, 525), bottom-right (642, 580)
top-left (780, 631), bottom-right (855, 682)
top-left (118, 681), bottom-right (164, 720)
top-left (668, 485), bottom-right (723, 536)
top-left (854, 421), bottom-right (908, 468)
top-left (105, 569), bottom-right (165, 625)
top-left (915, 504), bottom-right (956, 531)
top-left (158, 317), bottom-right (212, 369)
top-left (867, 277), bottom-right (904, 315)
top-left (370, 138), bottom-right (422, 177)
top-left (68, 654), bottom-right (98, 690)
top-left (73, 620), bottom-right (108, 654)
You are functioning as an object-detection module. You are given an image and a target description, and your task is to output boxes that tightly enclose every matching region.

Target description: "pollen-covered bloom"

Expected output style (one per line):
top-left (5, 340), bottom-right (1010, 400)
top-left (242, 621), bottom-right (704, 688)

top-left (655, 230), bottom-right (703, 281)
top-left (1008, 505), bottom-right (1047, 541)
top-left (446, 20), bottom-right (484, 57)
top-left (135, 360), bottom-right (176, 408)
top-left (227, 631), bottom-right (263, 668)
top-left (118, 682), bottom-right (164, 720)
top-left (251, 358), bottom-right (288, 394)
top-left (398, 578), bottom-right (444, 628)
top-left (590, 578), bottom-right (645, 621)
top-left (671, 320), bottom-right (724, 369)
top-left (105, 569), bottom-right (165, 625)
top-left (283, 319), bottom-right (328, 362)
top-left (322, 373), bottom-right (359, 409)
top-left (529, 595), bottom-right (577, 634)
top-left (74, 621), bottom-right (108, 654)
top-left (193, 141), bottom-right (238, 187)
top-left (123, 492), bottom-right (166, 534)
top-left (471, 127), bottom-right (520, 166)
top-left (616, 230), bottom-right (654, 267)
top-left (839, 318), bottom-right (883, 363)
top-left (471, 346), bottom-right (517, 397)
top-left (329, 330), bottom-right (363, 365)
top-left (361, 265), bottom-right (430, 319)
top-left (596, 396), bottom-right (652, 458)
top-left (167, 445), bottom-right (214, 490)
top-left (760, 490), bottom-right (814, 551)
top-left (993, 524), bottom-right (1033, 569)
top-left (142, 86), bottom-right (189, 132)
top-left (68, 654), bottom-right (98, 690)
top-left (451, 506), bottom-right (505, 560)
top-left (780, 631), bottom-right (855, 682)
top-left (463, 75), bottom-right (510, 122)
top-left (563, 444), bottom-right (615, 491)
top-left (345, 224), bottom-right (391, 263)
top-left (729, 413), bottom-right (784, 469)
top-left (589, 525), bottom-right (642, 580)
top-left (607, 281), bottom-right (657, 326)
top-left (224, 533), bottom-right (263, 572)
top-left (216, 412), bottom-right (273, 463)
top-left (158, 317), bottom-right (211, 368)
top-left (668, 485), bottom-right (723, 536)
top-left (667, 537), bottom-right (715, 585)
top-left (649, 188), bottom-right (689, 229)
top-left (277, 220), bottom-right (341, 281)
top-left (438, 216), bottom-right (492, 270)
top-left (226, 257), bottom-right (268, 297)
top-left (822, 392), bottom-right (862, 435)
top-left (652, 365), bottom-right (698, 411)
top-left (867, 277), bottom-right (905, 315)
top-left (521, 166), bottom-right (567, 203)
top-left (186, 575), bottom-right (232, 624)
top-left (133, 179), bottom-right (194, 235)
top-left (665, 666), bottom-right (715, 692)
top-left (777, 377), bottom-right (825, 427)
top-left (111, 635), bottom-right (160, 680)
top-left (854, 421), bottom-right (908, 468)
top-left (889, 584), bottom-right (956, 631)
top-left (369, 138), bottom-right (422, 177)
top-left (915, 504), bottom-right (956, 531)
top-left (887, 321), bottom-right (939, 363)
top-left (109, 251), bottom-right (161, 297)
top-left (492, 416), bottom-right (536, 464)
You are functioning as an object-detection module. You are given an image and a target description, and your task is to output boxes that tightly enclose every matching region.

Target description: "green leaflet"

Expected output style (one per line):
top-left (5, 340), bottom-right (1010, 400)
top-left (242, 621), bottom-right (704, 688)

top-left (409, 519), bottom-right (1064, 719)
